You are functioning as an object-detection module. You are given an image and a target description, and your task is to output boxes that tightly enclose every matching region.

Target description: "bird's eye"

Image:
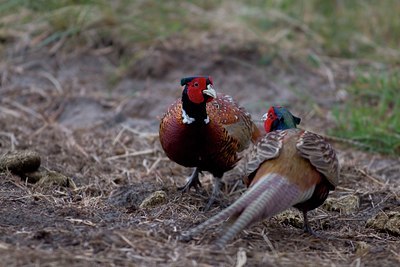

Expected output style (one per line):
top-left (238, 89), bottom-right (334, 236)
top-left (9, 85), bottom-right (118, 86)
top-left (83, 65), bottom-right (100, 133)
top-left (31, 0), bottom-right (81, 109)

top-left (194, 82), bottom-right (199, 87)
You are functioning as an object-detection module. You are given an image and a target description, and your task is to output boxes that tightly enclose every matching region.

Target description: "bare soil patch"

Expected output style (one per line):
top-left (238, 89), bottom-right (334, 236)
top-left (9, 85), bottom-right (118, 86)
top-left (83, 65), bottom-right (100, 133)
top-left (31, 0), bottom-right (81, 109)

top-left (0, 38), bottom-right (399, 266)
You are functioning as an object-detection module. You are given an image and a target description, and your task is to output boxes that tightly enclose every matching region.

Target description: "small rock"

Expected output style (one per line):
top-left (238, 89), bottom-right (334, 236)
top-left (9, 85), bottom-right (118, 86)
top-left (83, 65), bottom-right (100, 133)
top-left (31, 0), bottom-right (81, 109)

top-left (108, 183), bottom-right (160, 208)
top-left (366, 211), bottom-right (400, 236)
top-left (139, 191), bottom-right (167, 208)
top-left (355, 241), bottom-right (370, 256)
top-left (323, 195), bottom-right (359, 214)
top-left (0, 150), bottom-right (41, 173)
top-left (23, 170), bottom-right (43, 183)
top-left (274, 209), bottom-right (303, 228)
top-left (35, 169), bottom-right (76, 189)
top-left (235, 248), bottom-right (247, 267)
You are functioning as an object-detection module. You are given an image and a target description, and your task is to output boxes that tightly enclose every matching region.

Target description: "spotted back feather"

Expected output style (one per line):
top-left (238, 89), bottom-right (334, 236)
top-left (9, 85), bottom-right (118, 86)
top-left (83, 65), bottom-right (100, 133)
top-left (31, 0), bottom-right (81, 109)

top-left (242, 130), bottom-right (286, 186)
top-left (242, 128), bottom-right (339, 188)
top-left (296, 131), bottom-right (339, 188)
top-left (207, 94), bottom-right (258, 150)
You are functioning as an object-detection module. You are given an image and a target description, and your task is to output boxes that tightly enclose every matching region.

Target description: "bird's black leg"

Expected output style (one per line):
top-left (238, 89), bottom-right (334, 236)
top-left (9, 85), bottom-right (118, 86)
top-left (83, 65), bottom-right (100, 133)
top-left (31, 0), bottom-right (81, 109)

top-left (203, 178), bottom-right (223, 211)
top-left (302, 211), bottom-right (317, 236)
top-left (178, 168), bottom-right (202, 192)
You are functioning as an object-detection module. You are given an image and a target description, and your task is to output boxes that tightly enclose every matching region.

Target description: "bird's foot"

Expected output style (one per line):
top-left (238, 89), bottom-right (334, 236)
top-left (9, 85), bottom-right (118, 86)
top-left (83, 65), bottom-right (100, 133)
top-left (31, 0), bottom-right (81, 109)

top-left (203, 195), bottom-right (217, 212)
top-left (178, 231), bottom-right (193, 242)
top-left (203, 179), bottom-right (227, 211)
top-left (304, 225), bottom-right (334, 240)
top-left (303, 224), bottom-right (314, 235)
top-left (177, 179), bottom-right (202, 193)
top-left (177, 168), bottom-right (202, 193)
top-left (303, 224), bottom-right (320, 238)
top-left (203, 196), bottom-right (229, 211)
top-left (302, 211), bottom-right (320, 238)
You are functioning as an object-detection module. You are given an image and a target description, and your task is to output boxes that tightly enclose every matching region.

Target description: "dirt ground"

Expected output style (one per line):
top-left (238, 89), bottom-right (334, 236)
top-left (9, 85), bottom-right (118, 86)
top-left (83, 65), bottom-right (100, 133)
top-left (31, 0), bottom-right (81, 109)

top-left (0, 36), bottom-right (399, 267)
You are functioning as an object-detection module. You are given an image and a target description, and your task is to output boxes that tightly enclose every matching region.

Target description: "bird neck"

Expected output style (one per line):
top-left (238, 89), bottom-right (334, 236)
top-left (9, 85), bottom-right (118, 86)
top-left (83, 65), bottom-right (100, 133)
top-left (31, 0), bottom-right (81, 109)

top-left (276, 123), bottom-right (294, 130)
top-left (276, 114), bottom-right (298, 130)
top-left (181, 90), bottom-right (210, 125)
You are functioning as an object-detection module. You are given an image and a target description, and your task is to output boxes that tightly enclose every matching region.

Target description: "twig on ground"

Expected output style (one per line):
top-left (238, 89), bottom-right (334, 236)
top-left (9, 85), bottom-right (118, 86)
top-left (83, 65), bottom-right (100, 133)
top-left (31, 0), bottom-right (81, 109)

top-left (0, 131), bottom-right (18, 150)
top-left (107, 149), bottom-right (156, 160)
top-left (37, 71), bottom-right (63, 94)
top-left (355, 168), bottom-right (386, 186)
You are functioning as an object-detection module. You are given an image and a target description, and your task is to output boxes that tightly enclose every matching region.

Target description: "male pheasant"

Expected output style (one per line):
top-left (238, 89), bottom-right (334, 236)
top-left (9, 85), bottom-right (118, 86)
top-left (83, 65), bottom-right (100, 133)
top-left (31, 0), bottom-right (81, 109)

top-left (181, 106), bottom-right (339, 246)
top-left (159, 76), bottom-right (260, 210)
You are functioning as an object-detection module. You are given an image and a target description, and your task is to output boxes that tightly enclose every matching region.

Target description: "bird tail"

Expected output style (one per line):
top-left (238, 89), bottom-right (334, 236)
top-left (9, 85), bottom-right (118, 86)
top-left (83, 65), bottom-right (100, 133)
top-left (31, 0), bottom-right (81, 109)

top-left (181, 173), bottom-right (315, 247)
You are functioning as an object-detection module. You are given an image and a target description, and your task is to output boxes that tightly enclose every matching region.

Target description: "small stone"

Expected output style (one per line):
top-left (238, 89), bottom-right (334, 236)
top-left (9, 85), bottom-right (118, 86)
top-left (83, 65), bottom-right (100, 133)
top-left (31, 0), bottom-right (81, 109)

top-left (274, 209), bottom-right (303, 228)
top-left (35, 169), bottom-right (77, 189)
top-left (366, 211), bottom-right (400, 236)
top-left (323, 195), bottom-right (359, 214)
top-left (114, 148), bottom-right (125, 155)
top-left (355, 241), bottom-right (370, 256)
top-left (0, 150), bottom-right (41, 173)
top-left (139, 190), bottom-right (167, 208)
top-left (23, 170), bottom-right (43, 183)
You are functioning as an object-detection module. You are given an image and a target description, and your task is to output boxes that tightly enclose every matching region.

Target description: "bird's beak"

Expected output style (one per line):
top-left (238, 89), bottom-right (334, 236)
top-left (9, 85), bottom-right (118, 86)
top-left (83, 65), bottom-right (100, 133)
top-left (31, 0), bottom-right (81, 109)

top-left (262, 112), bottom-right (268, 122)
top-left (203, 84), bottom-right (217, 98)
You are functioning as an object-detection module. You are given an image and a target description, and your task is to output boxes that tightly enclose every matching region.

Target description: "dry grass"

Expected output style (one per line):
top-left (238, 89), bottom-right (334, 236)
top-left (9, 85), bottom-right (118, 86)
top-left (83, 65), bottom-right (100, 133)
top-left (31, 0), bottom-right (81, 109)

top-left (1, 2), bottom-right (400, 264)
top-left (0, 42), bottom-right (399, 266)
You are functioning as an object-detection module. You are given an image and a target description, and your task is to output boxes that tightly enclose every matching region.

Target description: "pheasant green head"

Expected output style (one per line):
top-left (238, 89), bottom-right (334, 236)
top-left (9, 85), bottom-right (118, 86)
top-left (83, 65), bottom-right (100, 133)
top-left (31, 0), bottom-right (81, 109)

top-left (263, 106), bottom-right (301, 132)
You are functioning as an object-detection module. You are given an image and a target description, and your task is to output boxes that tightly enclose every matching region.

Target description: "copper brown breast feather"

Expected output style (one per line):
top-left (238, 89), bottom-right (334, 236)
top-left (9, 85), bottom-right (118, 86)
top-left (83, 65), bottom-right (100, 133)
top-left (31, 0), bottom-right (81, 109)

top-left (159, 76), bottom-right (260, 211)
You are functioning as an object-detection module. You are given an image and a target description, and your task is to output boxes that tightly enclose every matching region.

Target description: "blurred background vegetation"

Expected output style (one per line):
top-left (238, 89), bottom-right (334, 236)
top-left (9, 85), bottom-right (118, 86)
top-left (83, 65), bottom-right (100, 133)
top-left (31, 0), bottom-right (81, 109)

top-left (1, 0), bottom-right (399, 154)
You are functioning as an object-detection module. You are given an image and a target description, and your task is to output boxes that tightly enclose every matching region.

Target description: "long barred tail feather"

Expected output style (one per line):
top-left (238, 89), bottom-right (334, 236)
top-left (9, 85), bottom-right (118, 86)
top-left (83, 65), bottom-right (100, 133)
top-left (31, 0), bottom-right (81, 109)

top-left (180, 173), bottom-right (280, 240)
top-left (215, 173), bottom-right (306, 247)
top-left (181, 173), bottom-right (316, 245)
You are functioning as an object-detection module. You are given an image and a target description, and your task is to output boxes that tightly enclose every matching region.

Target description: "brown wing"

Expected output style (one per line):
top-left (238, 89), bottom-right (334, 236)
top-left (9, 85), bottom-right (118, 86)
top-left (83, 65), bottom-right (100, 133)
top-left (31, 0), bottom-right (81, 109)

top-left (242, 130), bottom-right (287, 186)
top-left (159, 99), bottom-right (185, 150)
top-left (296, 131), bottom-right (339, 188)
top-left (207, 94), bottom-right (258, 152)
